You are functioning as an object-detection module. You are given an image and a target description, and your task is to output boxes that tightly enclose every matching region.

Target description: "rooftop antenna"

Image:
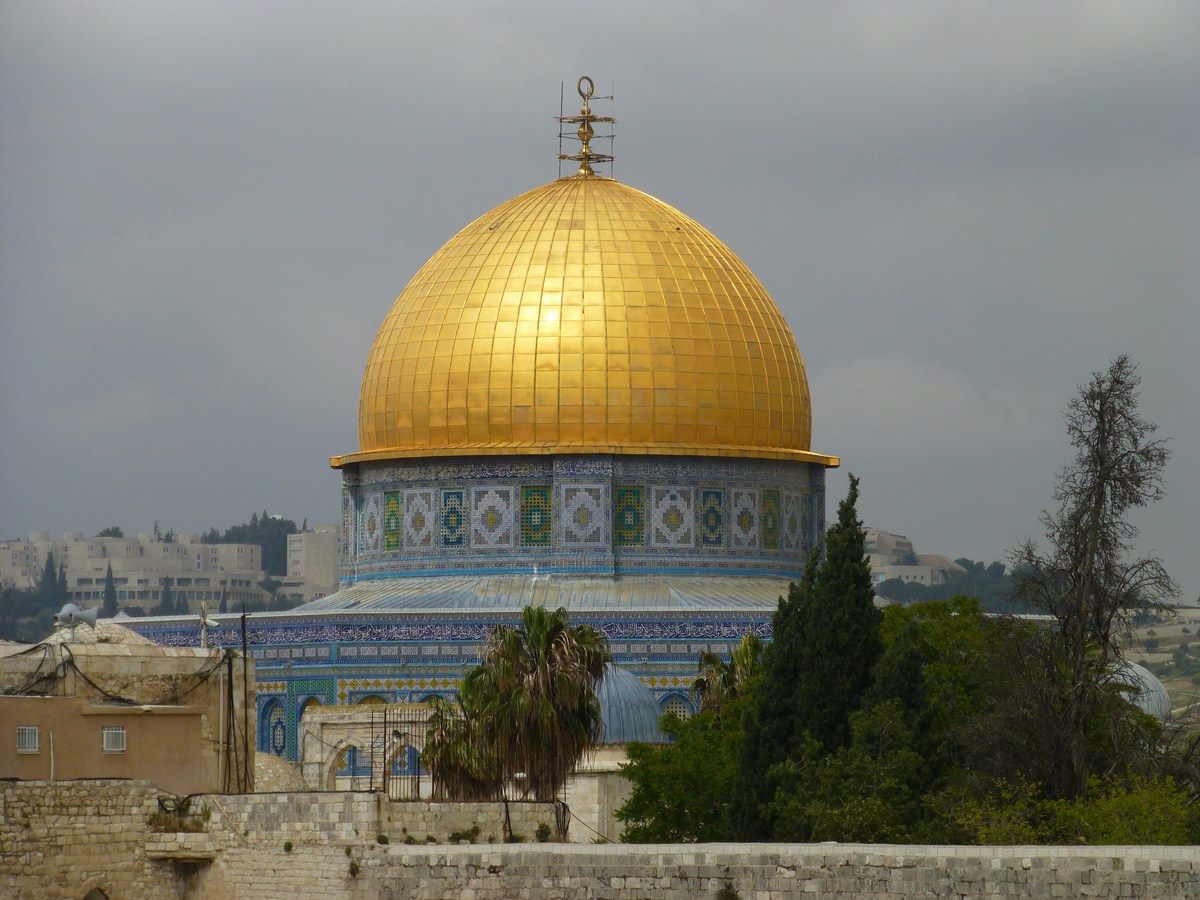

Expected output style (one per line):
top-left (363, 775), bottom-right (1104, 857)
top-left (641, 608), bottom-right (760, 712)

top-left (557, 75), bottom-right (615, 178)
top-left (199, 600), bottom-right (219, 649)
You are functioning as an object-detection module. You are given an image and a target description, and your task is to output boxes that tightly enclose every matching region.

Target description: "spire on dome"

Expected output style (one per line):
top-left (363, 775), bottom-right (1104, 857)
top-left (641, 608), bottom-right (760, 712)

top-left (557, 75), bottom-right (614, 178)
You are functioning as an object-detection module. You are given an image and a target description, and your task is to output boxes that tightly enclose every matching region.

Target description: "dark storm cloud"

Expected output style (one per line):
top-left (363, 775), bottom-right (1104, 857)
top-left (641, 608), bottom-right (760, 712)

top-left (1, 2), bottom-right (1196, 599)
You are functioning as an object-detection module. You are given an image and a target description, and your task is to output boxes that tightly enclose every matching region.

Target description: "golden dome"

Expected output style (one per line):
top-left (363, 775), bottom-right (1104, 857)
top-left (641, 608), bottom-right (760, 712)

top-left (332, 175), bottom-right (837, 468)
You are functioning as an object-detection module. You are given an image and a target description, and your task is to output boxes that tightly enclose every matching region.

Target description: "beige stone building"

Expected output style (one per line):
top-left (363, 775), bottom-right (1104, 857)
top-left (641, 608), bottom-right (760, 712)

top-left (865, 527), bottom-right (966, 590)
top-left (0, 531), bottom-right (266, 613)
top-left (279, 524), bottom-right (340, 602)
top-left (0, 621), bottom-right (255, 795)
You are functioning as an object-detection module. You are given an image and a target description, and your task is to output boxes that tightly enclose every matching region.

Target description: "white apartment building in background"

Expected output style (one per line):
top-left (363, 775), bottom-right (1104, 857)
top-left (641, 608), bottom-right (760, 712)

top-left (0, 531), bottom-right (266, 612)
top-left (864, 527), bottom-right (966, 590)
top-left (280, 524), bottom-right (341, 602)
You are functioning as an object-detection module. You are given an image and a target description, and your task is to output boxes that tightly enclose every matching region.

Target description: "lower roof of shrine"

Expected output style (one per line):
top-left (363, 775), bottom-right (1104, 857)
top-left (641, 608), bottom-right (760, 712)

top-left (293, 573), bottom-right (793, 615)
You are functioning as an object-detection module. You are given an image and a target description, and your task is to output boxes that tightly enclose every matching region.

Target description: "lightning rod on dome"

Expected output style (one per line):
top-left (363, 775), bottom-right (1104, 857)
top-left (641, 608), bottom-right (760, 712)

top-left (557, 75), bottom-right (615, 178)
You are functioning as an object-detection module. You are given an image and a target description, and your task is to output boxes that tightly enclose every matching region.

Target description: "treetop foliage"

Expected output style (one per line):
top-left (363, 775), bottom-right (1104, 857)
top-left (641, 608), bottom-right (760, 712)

top-left (424, 606), bottom-right (609, 806)
top-left (202, 509), bottom-right (298, 575)
top-left (618, 709), bottom-right (747, 843)
top-left (693, 633), bottom-right (763, 720)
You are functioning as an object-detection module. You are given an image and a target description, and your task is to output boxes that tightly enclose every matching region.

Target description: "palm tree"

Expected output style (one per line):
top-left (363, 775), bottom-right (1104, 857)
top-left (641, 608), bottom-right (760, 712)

top-left (424, 606), bottom-right (610, 802)
top-left (692, 633), bottom-right (764, 718)
top-left (422, 696), bottom-right (503, 801)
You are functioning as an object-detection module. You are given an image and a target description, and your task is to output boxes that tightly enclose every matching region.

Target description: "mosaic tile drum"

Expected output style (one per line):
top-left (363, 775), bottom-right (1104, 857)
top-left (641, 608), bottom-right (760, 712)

top-left (127, 80), bottom-right (839, 761)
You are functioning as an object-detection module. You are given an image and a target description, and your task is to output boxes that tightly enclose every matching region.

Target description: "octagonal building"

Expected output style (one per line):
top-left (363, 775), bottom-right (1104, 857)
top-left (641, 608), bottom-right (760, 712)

top-left (131, 88), bottom-right (838, 762)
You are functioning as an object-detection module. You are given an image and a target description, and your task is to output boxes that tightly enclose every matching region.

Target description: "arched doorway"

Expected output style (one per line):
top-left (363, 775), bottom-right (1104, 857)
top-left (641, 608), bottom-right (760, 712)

top-left (326, 742), bottom-right (371, 790)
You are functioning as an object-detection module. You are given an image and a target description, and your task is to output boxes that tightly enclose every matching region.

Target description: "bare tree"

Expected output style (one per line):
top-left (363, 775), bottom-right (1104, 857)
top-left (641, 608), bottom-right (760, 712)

top-left (1008, 355), bottom-right (1177, 798)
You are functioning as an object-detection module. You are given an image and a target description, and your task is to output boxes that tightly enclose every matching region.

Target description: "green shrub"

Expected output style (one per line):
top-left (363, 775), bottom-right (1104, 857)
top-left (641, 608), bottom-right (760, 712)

top-left (1049, 775), bottom-right (1200, 844)
top-left (947, 774), bottom-right (1200, 845)
top-left (283, 840), bottom-right (293, 853)
top-left (449, 824), bottom-right (481, 843)
top-left (535, 822), bottom-right (552, 842)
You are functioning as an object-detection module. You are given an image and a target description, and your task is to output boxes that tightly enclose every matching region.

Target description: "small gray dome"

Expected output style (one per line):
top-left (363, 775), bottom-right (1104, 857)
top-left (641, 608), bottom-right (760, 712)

top-left (1110, 662), bottom-right (1171, 721)
top-left (596, 664), bottom-right (668, 744)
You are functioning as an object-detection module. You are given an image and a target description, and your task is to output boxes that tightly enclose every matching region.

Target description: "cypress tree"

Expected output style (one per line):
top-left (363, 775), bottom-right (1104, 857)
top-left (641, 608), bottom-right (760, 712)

top-left (728, 557), bottom-right (815, 839)
top-left (40, 552), bottom-right (58, 602)
top-left (102, 564), bottom-right (118, 618)
top-left (729, 474), bottom-right (882, 839)
top-left (792, 474), bottom-right (881, 751)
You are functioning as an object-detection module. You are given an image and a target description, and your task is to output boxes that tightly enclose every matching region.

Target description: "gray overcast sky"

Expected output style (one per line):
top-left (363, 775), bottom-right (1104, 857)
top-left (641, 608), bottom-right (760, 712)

top-left (2, 2), bottom-right (1197, 601)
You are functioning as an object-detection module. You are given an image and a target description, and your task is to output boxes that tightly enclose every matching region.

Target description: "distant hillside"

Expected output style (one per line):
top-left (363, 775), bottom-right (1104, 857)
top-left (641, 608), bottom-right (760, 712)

top-left (875, 559), bottom-right (1038, 614)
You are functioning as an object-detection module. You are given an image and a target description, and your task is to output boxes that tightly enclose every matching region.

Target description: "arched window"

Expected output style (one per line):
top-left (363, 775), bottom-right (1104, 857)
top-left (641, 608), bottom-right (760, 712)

top-left (258, 698), bottom-right (287, 757)
top-left (660, 693), bottom-right (692, 720)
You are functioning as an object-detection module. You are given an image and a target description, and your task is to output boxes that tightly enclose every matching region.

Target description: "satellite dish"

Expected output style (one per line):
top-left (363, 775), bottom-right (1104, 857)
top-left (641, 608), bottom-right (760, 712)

top-left (54, 603), bottom-right (100, 639)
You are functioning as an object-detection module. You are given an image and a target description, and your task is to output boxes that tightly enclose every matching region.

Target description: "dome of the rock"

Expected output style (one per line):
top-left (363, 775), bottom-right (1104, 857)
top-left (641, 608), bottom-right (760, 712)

top-left (126, 80), bottom-right (840, 772)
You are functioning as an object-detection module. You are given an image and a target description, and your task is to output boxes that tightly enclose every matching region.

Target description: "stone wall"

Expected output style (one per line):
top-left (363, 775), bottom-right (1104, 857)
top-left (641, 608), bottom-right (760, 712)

top-left (193, 842), bottom-right (1199, 899)
top-left (0, 780), bottom-right (184, 900)
top-left (4, 781), bottom-right (1197, 899)
top-left (206, 791), bottom-right (562, 846)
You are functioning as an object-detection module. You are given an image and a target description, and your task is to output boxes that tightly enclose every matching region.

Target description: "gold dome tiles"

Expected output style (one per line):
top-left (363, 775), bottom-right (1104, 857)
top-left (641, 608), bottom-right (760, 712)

top-left (334, 176), bottom-right (836, 469)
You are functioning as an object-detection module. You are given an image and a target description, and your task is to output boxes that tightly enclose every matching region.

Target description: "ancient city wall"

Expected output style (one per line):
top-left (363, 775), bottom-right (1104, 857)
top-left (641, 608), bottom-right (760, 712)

top-left (0, 780), bottom-right (184, 900)
top-left (193, 842), bottom-right (1200, 899)
top-left (205, 790), bottom-right (562, 845)
top-left (3, 780), bottom-right (1197, 900)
